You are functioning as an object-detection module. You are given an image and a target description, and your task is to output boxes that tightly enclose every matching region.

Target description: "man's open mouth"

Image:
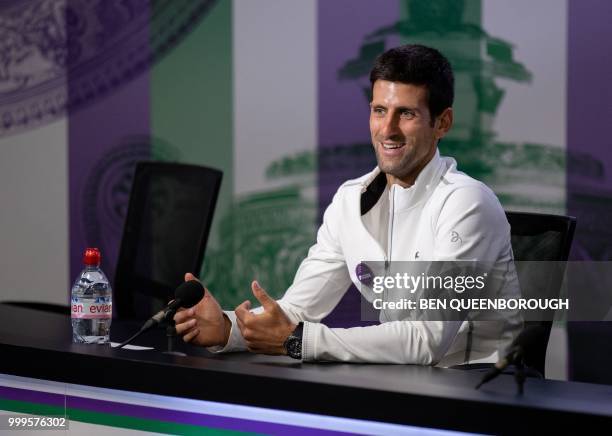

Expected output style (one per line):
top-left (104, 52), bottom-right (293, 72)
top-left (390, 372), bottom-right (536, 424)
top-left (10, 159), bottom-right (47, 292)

top-left (382, 142), bottom-right (405, 149)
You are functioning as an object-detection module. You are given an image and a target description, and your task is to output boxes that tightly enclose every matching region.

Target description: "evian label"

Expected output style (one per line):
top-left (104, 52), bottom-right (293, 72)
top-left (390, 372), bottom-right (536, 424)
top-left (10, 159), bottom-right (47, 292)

top-left (71, 297), bottom-right (112, 319)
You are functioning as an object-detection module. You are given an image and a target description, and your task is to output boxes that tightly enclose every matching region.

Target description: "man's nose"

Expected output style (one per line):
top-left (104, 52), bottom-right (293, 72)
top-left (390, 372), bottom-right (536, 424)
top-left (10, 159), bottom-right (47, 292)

top-left (379, 115), bottom-right (400, 139)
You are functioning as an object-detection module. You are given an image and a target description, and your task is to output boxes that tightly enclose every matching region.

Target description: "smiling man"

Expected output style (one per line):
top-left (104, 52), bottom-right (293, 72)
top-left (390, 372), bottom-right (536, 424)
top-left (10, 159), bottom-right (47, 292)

top-left (370, 81), bottom-right (451, 188)
top-left (174, 44), bottom-right (521, 366)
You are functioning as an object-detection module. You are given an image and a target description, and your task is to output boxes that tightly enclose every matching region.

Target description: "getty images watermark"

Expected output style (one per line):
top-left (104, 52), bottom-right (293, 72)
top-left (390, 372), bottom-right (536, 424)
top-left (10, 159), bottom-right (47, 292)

top-left (354, 261), bottom-right (596, 322)
top-left (369, 270), bottom-right (568, 312)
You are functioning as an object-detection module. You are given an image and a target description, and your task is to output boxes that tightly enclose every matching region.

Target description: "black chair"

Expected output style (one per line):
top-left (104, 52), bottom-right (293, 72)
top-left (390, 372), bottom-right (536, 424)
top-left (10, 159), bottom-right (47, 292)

top-left (451, 211), bottom-right (576, 377)
top-left (3, 162), bottom-right (222, 321)
top-left (505, 211), bottom-right (576, 377)
top-left (114, 162), bottom-right (222, 320)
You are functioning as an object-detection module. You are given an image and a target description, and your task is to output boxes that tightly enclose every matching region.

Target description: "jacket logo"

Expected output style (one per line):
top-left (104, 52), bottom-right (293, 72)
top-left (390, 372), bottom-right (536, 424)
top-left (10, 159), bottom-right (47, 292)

top-left (451, 231), bottom-right (463, 244)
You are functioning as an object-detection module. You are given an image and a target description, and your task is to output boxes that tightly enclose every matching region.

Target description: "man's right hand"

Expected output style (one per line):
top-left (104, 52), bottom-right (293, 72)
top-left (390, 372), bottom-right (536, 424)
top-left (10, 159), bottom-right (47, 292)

top-left (174, 273), bottom-right (231, 348)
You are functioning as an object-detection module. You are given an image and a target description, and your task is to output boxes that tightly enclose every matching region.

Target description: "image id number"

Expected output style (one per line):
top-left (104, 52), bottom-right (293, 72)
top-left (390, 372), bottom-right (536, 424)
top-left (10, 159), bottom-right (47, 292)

top-left (2, 415), bottom-right (68, 430)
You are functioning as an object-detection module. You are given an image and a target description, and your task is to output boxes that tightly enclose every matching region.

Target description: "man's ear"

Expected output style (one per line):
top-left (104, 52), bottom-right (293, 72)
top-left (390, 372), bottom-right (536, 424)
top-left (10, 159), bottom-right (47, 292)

top-left (434, 107), bottom-right (453, 140)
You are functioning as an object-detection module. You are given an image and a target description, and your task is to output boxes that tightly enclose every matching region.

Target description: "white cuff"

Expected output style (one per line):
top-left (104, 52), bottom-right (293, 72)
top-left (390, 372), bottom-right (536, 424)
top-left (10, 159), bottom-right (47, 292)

top-left (206, 311), bottom-right (247, 354)
top-left (302, 321), bottom-right (317, 361)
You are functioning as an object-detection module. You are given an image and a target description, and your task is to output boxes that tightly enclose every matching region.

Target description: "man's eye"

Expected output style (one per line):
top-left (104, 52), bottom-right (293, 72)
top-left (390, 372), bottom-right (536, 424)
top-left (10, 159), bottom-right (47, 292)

top-left (372, 107), bottom-right (385, 115)
top-left (401, 110), bottom-right (415, 118)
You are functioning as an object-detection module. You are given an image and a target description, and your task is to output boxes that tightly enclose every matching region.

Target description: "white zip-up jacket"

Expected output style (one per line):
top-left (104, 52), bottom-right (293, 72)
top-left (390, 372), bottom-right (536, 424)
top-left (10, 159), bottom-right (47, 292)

top-left (214, 150), bottom-right (522, 366)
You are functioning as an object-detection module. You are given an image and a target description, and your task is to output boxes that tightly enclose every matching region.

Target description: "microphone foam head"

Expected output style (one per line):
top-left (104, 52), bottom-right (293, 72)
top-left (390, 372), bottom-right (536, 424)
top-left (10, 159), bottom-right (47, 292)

top-left (175, 280), bottom-right (205, 308)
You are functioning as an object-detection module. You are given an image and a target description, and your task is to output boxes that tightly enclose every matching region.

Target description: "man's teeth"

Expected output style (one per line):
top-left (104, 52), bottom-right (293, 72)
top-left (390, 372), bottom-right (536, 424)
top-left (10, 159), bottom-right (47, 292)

top-left (382, 143), bottom-right (404, 149)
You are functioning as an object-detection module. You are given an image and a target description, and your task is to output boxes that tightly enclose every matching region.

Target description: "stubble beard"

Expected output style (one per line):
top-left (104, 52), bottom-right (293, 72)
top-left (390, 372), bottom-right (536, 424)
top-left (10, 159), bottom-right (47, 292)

top-left (373, 144), bottom-right (416, 180)
top-left (373, 139), bottom-right (437, 184)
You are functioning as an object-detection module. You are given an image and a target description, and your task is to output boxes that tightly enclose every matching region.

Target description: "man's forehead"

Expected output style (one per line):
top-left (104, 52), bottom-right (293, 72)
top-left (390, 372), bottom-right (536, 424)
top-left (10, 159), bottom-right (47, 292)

top-left (371, 80), bottom-right (428, 106)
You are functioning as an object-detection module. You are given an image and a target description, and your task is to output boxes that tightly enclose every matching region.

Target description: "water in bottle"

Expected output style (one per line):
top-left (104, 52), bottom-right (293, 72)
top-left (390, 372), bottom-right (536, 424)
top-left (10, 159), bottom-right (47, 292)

top-left (71, 247), bottom-right (112, 344)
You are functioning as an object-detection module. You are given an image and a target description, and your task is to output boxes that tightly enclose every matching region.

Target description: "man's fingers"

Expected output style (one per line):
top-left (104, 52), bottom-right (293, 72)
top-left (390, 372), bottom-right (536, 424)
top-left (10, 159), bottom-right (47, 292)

top-left (175, 319), bottom-right (197, 335)
top-left (251, 281), bottom-right (275, 310)
top-left (245, 343), bottom-right (266, 353)
top-left (173, 307), bottom-right (195, 324)
top-left (202, 287), bottom-right (216, 303)
top-left (236, 315), bottom-right (259, 341)
top-left (235, 300), bottom-right (252, 322)
top-left (183, 328), bottom-right (200, 343)
top-left (184, 272), bottom-right (199, 282)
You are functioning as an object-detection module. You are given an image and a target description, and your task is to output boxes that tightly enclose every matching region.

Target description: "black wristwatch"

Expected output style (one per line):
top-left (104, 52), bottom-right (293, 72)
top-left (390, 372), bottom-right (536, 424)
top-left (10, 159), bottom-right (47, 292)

top-left (283, 322), bottom-right (304, 360)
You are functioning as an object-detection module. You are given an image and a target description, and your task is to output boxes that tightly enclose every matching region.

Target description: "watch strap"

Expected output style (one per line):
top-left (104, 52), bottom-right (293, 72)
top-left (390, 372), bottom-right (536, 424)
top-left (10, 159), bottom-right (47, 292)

top-left (284, 322), bottom-right (304, 359)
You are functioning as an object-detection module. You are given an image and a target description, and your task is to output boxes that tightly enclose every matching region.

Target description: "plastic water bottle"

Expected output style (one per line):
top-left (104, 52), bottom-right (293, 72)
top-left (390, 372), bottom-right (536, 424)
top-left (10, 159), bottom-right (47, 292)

top-left (71, 248), bottom-right (112, 344)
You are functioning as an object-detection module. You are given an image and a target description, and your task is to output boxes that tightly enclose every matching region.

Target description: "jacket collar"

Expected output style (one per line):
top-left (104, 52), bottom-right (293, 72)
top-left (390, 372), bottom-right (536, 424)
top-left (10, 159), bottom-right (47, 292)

top-left (360, 148), bottom-right (446, 214)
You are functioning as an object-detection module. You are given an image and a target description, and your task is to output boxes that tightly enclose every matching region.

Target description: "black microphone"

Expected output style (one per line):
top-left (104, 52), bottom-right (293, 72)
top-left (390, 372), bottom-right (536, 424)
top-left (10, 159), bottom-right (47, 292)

top-left (144, 280), bottom-right (204, 330)
top-left (475, 325), bottom-right (547, 390)
top-left (116, 280), bottom-right (204, 349)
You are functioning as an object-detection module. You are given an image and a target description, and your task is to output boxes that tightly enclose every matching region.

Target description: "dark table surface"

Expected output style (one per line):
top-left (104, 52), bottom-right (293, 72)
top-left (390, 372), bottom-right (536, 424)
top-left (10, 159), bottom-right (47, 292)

top-left (1, 303), bottom-right (611, 433)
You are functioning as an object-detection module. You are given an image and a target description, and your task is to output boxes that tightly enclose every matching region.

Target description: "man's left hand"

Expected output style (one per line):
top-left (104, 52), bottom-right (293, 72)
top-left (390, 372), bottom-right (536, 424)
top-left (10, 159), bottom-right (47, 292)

top-left (235, 281), bottom-right (296, 355)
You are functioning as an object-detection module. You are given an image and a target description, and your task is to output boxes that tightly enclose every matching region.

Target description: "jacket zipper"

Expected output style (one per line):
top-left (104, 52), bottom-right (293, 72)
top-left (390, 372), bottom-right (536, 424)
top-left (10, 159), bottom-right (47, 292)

top-left (382, 185), bottom-right (395, 322)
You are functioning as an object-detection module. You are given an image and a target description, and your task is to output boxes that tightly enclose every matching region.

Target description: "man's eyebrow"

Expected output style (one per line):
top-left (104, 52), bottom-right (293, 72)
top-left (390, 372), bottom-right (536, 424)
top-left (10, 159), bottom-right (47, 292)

top-left (370, 103), bottom-right (420, 112)
top-left (396, 106), bottom-right (420, 112)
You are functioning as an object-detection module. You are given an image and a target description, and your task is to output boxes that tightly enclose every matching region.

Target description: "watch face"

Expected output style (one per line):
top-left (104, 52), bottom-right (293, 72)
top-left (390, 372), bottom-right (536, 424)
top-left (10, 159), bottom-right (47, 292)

top-left (284, 322), bottom-right (304, 359)
top-left (286, 336), bottom-right (302, 359)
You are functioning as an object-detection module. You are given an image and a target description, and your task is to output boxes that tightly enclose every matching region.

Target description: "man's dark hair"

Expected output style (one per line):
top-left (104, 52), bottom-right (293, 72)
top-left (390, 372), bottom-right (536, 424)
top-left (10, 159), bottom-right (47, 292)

top-left (369, 44), bottom-right (454, 125)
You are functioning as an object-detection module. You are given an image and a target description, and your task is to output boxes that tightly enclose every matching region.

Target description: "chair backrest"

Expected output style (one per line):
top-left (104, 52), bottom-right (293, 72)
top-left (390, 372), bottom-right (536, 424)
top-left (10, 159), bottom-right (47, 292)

top-left (505, 211), bottom-right (576, 376)
top-left (114, 162), bottom-right (222, 319)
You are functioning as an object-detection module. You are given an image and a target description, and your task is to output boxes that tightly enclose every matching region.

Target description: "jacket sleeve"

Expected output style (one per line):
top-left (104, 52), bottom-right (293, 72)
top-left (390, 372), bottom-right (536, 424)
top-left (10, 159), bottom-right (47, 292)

top-left (208, 189), bottom-right (353, 354)
top-left (301, 185), bottom-right (514, 364)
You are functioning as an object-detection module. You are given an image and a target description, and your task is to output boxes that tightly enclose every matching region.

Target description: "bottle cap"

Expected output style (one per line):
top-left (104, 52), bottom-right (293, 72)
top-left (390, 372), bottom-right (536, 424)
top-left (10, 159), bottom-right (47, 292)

top-left (83, 247), bottom-right (101, 266)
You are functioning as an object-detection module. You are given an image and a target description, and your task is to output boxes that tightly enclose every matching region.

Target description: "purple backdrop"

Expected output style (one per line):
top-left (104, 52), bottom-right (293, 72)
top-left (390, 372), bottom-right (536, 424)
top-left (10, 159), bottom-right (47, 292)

top-left (318, 1), bottom-right (399, 327)
top-left (566, 0), bottom-right (612, 384)
top-left (67, 2), bottom-right (151, 295)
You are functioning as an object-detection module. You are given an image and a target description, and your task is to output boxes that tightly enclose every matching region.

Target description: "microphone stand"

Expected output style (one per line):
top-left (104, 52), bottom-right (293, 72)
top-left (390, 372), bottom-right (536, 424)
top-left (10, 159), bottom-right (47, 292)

top-left (116, 280), bottom-right (204, 353)
top-left (116, 308), bottom-right (185, 356)
top-left (514, 359), bottom-right (526, 395)
top-left (475, 346), bottom-right (526, 394)
top-left (163, 314), bottom-right (186, 357)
